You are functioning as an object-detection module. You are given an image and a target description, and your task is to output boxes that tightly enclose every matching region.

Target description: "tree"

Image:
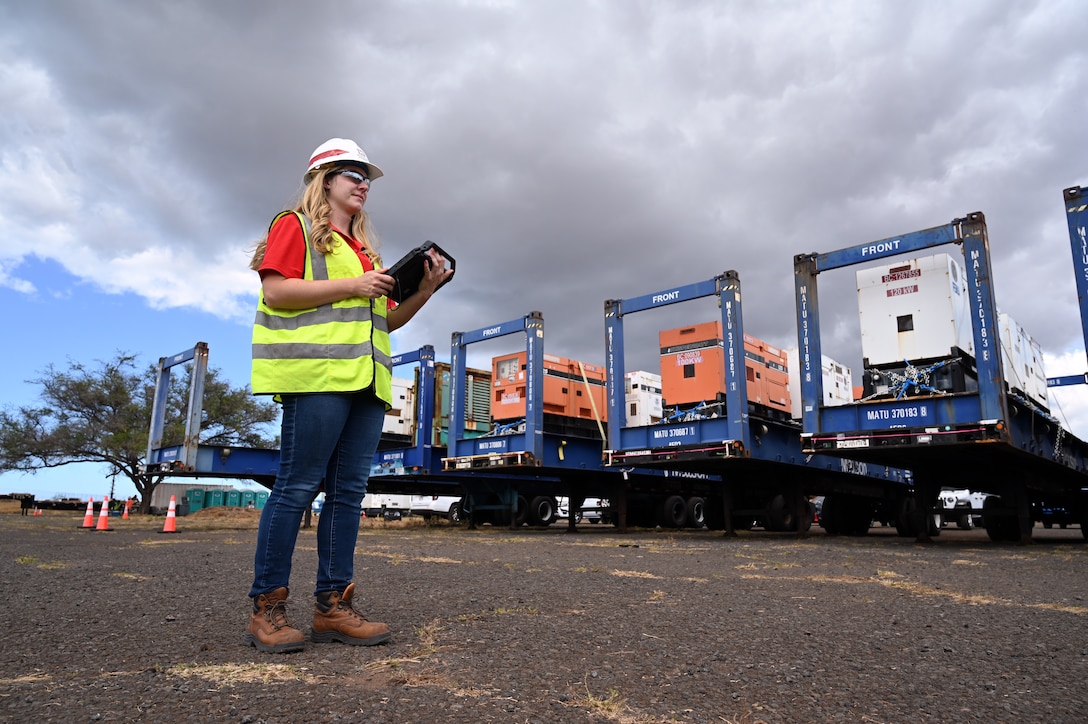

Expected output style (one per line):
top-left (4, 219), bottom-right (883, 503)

top-left (0, 352), bottom-right (279, 513)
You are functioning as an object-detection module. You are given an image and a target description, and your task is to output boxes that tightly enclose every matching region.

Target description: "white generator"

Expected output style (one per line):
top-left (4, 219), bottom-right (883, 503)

top-left (998, 312), bottom-right (1048, 408)
top-left (785, 348), bottom-right (854, 418)
top-left (624, 370), bottom-right (663, 426)
top-left (857, 253), bottom-right (975, 367)
top-left (856, 253), bottom-right (1048, 407)
top-left (382, 376), bottom-right (416, 437)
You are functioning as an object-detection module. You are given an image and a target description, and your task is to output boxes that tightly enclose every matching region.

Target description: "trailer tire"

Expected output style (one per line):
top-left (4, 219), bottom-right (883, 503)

top-left (894, 496), bottom-right (939, 537)
top-left (983, 495), bottom-right (1018, 542)
top-left (703, 496), bottom-right (725, 531)
top-left (686, 497), bottom-right (706, 529)
top-left (836, 496), bottom-right (873, 536)
top-left (767, 494), bottom-right (795, 532)
top-left (528, 496), bottom-right (557, 527)
top-left (514, 495), bottom-right (530, 527)
top-left (819, 495), bottom-right (842, 536)
top-left (658, 495), bottom-right (688, 529)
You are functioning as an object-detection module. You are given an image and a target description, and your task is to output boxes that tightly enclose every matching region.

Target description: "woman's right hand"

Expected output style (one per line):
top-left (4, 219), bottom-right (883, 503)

top-left (356, 270), bottom-right (395, 300)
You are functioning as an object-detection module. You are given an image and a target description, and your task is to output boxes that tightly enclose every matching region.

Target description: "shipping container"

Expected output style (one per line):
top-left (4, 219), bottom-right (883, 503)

top-left (491, 351), bottom-right (608, 423)
top-left (658, 321), bottom-right (790, 416)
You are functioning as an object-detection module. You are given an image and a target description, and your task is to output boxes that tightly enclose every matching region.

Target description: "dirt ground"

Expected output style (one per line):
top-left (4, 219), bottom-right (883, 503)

top-left (1, 504), bottom-right (1086, 723)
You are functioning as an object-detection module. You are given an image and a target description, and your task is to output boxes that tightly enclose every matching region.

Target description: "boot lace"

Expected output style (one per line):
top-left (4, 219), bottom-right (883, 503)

top-left (265, 599), bottom-right (294, 630)
top-left (337, 598), bottom-right (367, 622)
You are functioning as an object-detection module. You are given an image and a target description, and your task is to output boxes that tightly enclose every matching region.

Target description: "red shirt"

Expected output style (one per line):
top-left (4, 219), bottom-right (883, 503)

top-left (259, 213), bottom-right (375, 280)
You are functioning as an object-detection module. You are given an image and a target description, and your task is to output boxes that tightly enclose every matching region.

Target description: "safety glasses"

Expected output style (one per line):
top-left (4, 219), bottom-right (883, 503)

top-left (335, 168), bottom-right (370, 186)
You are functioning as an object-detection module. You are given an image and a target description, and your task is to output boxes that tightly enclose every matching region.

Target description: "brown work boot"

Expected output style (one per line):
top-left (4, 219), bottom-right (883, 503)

top-left (311, 583), bottom-right (391, 646)
top-left (243, 587), bottom-right (305, 653)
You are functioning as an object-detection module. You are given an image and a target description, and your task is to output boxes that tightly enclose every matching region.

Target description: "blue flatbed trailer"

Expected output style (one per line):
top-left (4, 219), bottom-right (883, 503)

top-left (602, 271), bottom-right (912, 535)
top-left (792, 190), bottom-right (1088, 542)
top-left (442, 311), bottom-right (726, 530)
top-left (143, 344), bottom-right (468, 497)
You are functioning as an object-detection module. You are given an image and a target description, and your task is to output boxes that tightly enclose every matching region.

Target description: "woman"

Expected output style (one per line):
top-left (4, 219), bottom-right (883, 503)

top-left (244, 138), bottom-right (451, 653)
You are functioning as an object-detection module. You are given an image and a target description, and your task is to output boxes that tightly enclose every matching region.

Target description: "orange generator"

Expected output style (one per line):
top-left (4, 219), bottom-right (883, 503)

top-left (658, 322), bottom-right (790, 415)
top-left (491, 351), bottom-right (608, 424)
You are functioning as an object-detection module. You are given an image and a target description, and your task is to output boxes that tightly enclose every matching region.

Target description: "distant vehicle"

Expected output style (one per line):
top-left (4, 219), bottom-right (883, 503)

top-left (409, 495), bottom-right (462, 523)
top-left (557, 497), bottom-right (608, 524)
top-left (938, 489), bottom-right (990, 529)
top-left (1039, 503), bottom-right (1076, 529)
top-left (361, 494), bottom-right (410, 520)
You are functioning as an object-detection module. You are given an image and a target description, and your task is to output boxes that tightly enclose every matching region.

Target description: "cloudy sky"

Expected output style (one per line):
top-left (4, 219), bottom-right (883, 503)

top-left (2, 0), bottom-right (1087, 500)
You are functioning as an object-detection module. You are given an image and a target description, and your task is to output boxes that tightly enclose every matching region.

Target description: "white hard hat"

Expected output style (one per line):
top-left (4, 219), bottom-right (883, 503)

top-left (304, 138), bottom-right (384, 183)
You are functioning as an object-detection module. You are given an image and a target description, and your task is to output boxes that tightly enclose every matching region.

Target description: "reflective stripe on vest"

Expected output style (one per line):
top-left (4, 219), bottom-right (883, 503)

top-left (251, 211), bottom-right (393, 405)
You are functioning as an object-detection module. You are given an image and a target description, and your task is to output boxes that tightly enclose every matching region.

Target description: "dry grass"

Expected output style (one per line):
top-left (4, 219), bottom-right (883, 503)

top-left (168, 662), bottom-right (321, 685)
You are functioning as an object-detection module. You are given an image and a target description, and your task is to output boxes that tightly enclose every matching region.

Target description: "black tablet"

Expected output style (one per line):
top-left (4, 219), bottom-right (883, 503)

top-left (385, 240), bottom-right (456, 304)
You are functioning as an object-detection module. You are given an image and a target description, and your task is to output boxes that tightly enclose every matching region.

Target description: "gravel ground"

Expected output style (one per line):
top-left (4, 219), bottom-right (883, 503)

top-left (1, 508), bottom-right (1086, 723)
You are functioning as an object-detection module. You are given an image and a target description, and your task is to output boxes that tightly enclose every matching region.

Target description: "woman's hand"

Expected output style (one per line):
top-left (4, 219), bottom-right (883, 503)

top-left (356, 269), bottom-right (395, 299)
top-left (415, 249), bottom-right (454, 298)
top-left (261, 270), bottom-right (393, 309)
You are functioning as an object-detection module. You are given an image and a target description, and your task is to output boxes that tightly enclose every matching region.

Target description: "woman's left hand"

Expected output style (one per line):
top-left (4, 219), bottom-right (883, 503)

top-left (417, 249), bottom-right (454, 298)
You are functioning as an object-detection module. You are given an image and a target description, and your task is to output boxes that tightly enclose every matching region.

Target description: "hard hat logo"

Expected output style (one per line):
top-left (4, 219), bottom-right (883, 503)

top-left (305, 137), bottom-right (384, 183)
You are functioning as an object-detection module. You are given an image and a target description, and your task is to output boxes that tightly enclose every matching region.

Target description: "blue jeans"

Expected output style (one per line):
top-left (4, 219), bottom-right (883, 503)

top-left (250, 391), bottom-right (386, 598)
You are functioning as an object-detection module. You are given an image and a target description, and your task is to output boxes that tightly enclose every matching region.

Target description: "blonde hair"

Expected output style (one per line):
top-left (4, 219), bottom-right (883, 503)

top-left (249, 166), bottom-right (381, 271)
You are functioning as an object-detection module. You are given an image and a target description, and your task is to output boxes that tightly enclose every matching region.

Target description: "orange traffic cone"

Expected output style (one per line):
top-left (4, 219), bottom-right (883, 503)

top-left (160, 495), bottom-right (178, 534)
top-left (81, 498), bottom-right (96, 528)
top-left (33, 507), bottom-right (41, 517)
top-left (122, 499), bottom-right (131, 520)
top-left (95, 496), bottom-right (113, 531)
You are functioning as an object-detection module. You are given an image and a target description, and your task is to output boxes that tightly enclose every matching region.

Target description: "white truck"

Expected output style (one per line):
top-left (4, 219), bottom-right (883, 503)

top-left (409, 495), bottom-right (463, 523)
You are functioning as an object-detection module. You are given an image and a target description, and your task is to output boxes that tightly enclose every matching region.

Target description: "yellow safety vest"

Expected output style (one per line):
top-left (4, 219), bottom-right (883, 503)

top-left (251, 211), bottom-right (393, 406)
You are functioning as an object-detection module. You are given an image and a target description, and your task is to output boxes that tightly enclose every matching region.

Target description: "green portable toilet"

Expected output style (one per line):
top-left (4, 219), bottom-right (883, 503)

top-left (206, 489), bottom-right (225, 508)
top-left (255, 491), bottom-right (270, 510)
top-left (226, 489), bottom-right (242, 507)
top-left (241, 491), bottom-right (257, 509)
top-left (187, 488), bottom-right (205, 513)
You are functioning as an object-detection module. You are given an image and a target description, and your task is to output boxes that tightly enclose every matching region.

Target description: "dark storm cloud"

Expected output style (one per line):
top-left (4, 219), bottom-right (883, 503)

top-left (1, 0), bottom-right (1086, 381)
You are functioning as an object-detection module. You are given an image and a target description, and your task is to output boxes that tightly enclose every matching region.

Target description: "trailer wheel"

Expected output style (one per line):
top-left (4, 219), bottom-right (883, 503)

top-left (514, 495), bottom-right (529, 527)
top-left (528, 496), bottom-right (557, 527)
top-left (983, 495), bottom-right (1018, 542)
top-left (766, 494), bottom-right (794, 532)
top-left (686, 497), bottom-right (706, 529)
top-left (703, 497), bottom-right (725, 531)
top-left (831, 495), bottom-right (873, 536)
top-left (894, 496), bottom-right (939, 537)
top-left (819, 495), bottom-right (842, 535)
top-left (799, 500), bottom-right (815, 534)
top-left (657, 495), bottom-right (688, 529)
